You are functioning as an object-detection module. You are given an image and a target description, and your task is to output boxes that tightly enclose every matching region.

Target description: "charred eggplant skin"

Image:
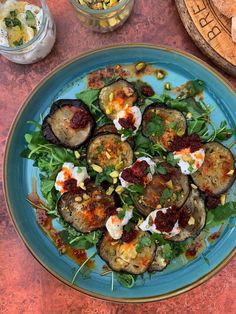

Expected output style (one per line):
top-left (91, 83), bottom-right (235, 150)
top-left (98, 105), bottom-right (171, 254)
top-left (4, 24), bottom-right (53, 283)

top-left (97, 230), bottom-right (156, 275)
top-left (191, 142), bottom-right (236, 195)
top-left (87, 132), bottom-right (134, 170)
top-left (42, 99), bottom-right (95, 150)
top-left (133, 163), bottom-right (190, 217)
top-left (57, 182), bottom-right (117, 233)
top-left (99, 79), bottom-right (137, 120)
top-left (95, 123), bottom-right (118, 135)
top-left (169, 189), bottom-right (206, 242)
top-left (142, 104), bottom-right (187, 151)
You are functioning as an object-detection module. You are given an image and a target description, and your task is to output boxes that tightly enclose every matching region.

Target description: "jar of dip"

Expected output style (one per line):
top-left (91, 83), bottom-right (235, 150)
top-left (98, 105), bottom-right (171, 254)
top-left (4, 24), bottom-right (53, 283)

top-left (70, 0), bottom-right (134, 33)
top-left (0, 0), bottom-right (56, 64)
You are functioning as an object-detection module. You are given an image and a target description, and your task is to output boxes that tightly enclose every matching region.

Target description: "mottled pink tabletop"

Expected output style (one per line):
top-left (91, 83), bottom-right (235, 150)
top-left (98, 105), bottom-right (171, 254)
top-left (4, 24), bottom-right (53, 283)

top-left (0, 1), bottom-right (236, 313)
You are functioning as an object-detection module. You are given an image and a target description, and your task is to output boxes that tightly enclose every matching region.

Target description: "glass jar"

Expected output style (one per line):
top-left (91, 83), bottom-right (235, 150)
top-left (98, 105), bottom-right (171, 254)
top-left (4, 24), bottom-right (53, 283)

top-left (0, 0), bottom-right (56, 64)
top-left (70, 0), bottom-right (134, 33)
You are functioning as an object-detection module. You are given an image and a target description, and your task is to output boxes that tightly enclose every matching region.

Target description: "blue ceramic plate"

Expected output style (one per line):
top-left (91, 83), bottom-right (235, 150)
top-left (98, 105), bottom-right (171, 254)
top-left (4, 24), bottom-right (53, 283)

top-left (4, 45), bottom-right (236, 302)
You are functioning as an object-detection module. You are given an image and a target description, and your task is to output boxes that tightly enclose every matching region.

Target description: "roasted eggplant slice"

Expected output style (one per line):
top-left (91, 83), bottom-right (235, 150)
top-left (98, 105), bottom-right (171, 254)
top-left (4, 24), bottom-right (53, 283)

top-left (98, 230), bottom-right (156, 275)
top-left (191, 142), bottom-right (236, 195)
top-left (169, 189), bottom-right (206, 242)
top-left (87, 133), bottom-right (133, 170)
top-left (57, 182), bottom-right (116, 233)
top-left (133, 163), bottom-right (190, 216)
top-left (148, 245), bottom-right (169, 272)
top-left (99, 80), bottom-right (137, 120)
top-left (142, 104), bottom-right (186, 151)
top-left (42, 99), bottom-right (95, 149)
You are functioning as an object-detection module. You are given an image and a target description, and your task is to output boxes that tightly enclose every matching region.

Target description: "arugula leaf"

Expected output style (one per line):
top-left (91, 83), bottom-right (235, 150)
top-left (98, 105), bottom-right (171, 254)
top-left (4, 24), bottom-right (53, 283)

top-left (136, 236), bottom-right (152, 253)
top-left (22, 125), bottom-right (77, 173)
top-left (206, 202), bottom-right (236, 228)
top-left (145, 115), bottom-right (165, 138)
top-left (94, 166), bottom-right (114, 185)
top-left (126, 184), bottom-right (144, 194)
top-left (59, 229), bottom-right (102, 250)
top-left (119, 128), bottom-right (134, 139)
top-left (215, 121), bottom-right (234, 141)
top-left (155, 164), bottom-right (167, 175)
top-left (160, 188), bottom-right (173, 205)
top-left (76, 89), bottom-right (100, 105)
top-left (117, 208), bottom-right (126, 220)
top-left (40, 176), bottom-right (55, 196)
top-left (166, 152), bottom-right (179, 166)
top-left (116, 273), bottom-right (136, 288)
top-left (188, 80), bottom-right (205, 97)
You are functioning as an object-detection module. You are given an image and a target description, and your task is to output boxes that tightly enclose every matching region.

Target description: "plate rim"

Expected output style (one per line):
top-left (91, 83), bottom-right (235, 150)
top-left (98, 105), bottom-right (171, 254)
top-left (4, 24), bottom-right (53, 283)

top-left (3, 43), bottom-right (236, 303)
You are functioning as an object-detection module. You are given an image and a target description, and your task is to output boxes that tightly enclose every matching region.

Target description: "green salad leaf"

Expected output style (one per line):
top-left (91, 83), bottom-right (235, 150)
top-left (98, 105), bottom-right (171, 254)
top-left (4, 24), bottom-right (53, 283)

top-left (206, 202), bottom-right (236, 228)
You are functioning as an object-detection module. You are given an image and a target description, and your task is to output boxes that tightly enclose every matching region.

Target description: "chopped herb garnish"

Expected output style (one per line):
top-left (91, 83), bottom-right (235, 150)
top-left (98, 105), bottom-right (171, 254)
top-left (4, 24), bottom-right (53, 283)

top-left (155, 164), bottom-right (167, 175)
top-left (117, 208), bottom-right (126, 220)
top-left (13, 38), bottom-right (23, 46)
top-left (136, 236), bottom-right (152, 253)
top-left (145, 115), bottom-right (165, 138)
top-left (120, 128), bottom-right (134, 139)
top-left (10, 10), bottom-right (18, 17)
top-left (160, 188), bottom-right (173, 205)
top-left (97, 145), bottom-right (103, 154)
top-left (166, 152), bottom-right (179, 166)
top-left (4, 16), bottom-right (21, 28)
top-left (206, 202), bottom-right (236, 228)
top-left (127, 184), bottom-right (144, 194)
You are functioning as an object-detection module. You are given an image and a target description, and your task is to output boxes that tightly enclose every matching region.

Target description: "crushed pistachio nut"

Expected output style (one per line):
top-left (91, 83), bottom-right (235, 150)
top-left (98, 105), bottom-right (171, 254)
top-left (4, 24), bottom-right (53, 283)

top-left (75, 196), bottom-right (82, 202)
top-left (105, 151), bottom-right (111, 159)
top-left (227, 170), bottom-right (234, 176)
top-left (135, 62), bottom-right (146, 72)
top-left (115, 185), bottom-right (124, 194)
top-left (74, 151), bottom-right (81, 159)
top-left (106, 186), bottom-right (114, 195)
top-left (109, 92), bottom-right (114, 102)
top-left (83, 193), bottom-right (90, 200)
top-left (188, 216), bottom-right (195, 225)
top-left (156, 69), bottom-right (166, 80)
top-left (220, 194), bottom-right (226, 205)
top-left (79, 182), bottom-right (86, 190)
top-left (166, 180), bottom-right (173, 189)
top-left (186, 112), bottom-right (193, 119)
top-left (109, 170), bottom-right (119, 178)
top-left (164, 82), bottom-right (171, 90)
top-left (91, 164), bottom-right (103, 173)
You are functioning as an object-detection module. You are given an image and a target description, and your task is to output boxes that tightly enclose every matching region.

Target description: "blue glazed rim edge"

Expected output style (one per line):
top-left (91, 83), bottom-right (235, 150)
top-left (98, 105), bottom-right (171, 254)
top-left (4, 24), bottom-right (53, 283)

top-left (3, 43), bottom-right (236, 303)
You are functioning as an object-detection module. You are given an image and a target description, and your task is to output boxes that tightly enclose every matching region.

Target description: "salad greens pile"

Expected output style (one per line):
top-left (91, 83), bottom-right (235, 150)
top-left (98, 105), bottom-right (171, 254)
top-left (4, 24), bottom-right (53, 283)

top-left (22, 69), bottom-right (236, 290)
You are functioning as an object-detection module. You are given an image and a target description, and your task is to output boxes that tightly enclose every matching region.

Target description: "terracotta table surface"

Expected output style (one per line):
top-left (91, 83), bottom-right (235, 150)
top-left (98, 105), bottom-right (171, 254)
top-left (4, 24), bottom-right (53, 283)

top-left (0, 0), bottom-right (236, 313)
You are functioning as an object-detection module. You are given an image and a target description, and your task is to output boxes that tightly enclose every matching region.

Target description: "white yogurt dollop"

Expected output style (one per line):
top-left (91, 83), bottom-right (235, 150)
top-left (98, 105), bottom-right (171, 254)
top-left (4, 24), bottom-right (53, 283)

top-left (119, 157), bottom-right (156, 188)
top-left (113, 106), bottom-right (142, 141)
top-left (55, 162), bottom-right (89, 194)
top-left (106, 207), bottom-right (133, 240)
top-left (139, 207), bottom-right (181, 237)
top-left (173, 147), bottom-right (205, 175)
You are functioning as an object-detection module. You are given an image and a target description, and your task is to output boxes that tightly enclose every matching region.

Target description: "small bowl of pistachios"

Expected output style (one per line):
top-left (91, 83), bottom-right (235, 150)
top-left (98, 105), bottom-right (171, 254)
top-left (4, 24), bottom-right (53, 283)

top-left (70, 0), bottom-right (134, 33)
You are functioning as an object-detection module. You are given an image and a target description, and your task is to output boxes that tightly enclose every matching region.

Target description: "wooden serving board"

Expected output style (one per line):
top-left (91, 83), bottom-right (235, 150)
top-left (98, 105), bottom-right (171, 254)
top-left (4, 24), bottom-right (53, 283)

top-left (175, 0), bottom-right (236, 77)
